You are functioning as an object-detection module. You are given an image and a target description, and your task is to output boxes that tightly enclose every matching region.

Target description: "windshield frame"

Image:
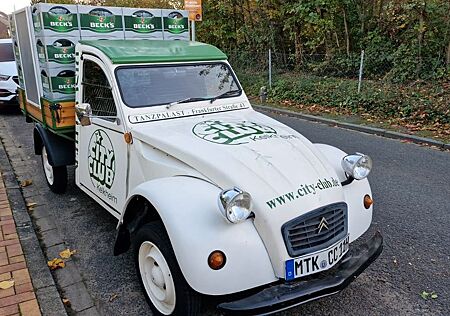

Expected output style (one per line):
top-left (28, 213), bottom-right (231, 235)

top-left (114, 61), bottom-right (243, 109)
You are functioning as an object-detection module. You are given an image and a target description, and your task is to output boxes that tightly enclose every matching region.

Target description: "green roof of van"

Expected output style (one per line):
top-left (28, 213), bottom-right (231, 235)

top-left (79, 40), bottom-right (227, 64)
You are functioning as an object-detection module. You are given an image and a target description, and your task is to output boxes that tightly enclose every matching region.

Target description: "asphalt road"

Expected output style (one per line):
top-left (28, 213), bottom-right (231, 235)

top-left (0, 108), bottom-right (449, 316)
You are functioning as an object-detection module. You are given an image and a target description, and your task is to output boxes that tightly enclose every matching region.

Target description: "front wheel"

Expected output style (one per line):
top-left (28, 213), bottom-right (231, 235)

top-left (41, 145), bottom-right (67, 194)
top-left (133, 222), bottom-right (202, 316)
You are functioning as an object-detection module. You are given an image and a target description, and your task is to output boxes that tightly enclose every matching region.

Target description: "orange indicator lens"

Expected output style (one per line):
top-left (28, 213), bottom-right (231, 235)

top-left (364, 195), bottom-right (373, 209)
top-left (208, 251), bottom-right (226, 270)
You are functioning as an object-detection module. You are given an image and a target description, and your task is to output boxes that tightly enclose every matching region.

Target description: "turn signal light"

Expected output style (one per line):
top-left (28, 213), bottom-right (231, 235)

top-left (364, 195), bottom-right (373, 209)
top-left (208, 251), bottom-right (226, 270)
top-left (124, 132), bottom-right (133, 144)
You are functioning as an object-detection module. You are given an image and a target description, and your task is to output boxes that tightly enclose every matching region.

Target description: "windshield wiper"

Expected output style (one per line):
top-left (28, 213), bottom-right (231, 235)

top-left (166, 97), bottom-right (208, 109)
top-left (209, 89), bottom-right (241, 104)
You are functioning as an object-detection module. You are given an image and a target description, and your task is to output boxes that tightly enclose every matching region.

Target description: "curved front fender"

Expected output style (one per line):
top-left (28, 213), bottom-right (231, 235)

top-left (124, 177), bottom-right (277, 295)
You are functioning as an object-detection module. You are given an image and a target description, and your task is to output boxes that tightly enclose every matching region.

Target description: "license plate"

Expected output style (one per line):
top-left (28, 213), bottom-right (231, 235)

top-left (285, 235), bottom-right (350, 281)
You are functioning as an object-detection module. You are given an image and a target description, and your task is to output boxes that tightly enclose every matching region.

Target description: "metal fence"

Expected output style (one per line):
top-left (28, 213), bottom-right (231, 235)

top-left (228, 49), bottom-right (449, 90)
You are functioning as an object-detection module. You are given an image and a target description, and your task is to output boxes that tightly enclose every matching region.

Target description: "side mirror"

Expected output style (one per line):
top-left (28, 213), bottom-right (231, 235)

top-left (75, 103), bottom-right (92, 126)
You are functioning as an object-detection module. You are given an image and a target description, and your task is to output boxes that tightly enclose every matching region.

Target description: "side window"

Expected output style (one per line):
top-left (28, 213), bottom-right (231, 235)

top-left (82, 59), bottom-right (117, 119)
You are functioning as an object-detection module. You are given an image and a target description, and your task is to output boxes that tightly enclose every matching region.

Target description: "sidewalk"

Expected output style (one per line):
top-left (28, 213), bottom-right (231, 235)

top-left (0, 175), bottom-right (40, 316)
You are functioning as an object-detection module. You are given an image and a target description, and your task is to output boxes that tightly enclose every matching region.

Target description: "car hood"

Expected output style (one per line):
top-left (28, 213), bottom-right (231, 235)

top-left (0, 62), bottom-right (17, 76)
top-left (131, 107), bottom-right (346, 275)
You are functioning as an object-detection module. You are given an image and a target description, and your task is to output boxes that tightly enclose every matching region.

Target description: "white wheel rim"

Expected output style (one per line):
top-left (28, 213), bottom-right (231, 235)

top-left (42, 146), bottom-right (54, 185)
top-left (139, 241), bottom-right (176, 315)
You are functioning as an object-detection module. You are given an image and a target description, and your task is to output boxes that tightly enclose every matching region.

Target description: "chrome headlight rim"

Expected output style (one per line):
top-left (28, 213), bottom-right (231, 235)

top-left (218, 187), bottom-right (253, 224)
top-left (341, 153), bottom-right (372, 180)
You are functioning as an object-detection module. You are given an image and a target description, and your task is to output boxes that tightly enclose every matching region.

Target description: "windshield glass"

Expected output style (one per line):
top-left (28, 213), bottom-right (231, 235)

top-left (116, 63), bottom-right (241, 108)
top-left (0, 43), bottom-right (14, 62)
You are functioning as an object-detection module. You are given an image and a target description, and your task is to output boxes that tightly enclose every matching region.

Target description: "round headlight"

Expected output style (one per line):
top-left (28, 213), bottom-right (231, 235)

top-left (341, 154), bottom-right (372, 180)
top-left (218, 188), bottom-right (252, 223)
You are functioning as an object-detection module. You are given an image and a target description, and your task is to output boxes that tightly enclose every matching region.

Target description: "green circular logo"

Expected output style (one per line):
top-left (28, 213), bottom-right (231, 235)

top-left (192, 120), bottom-right (277, 145)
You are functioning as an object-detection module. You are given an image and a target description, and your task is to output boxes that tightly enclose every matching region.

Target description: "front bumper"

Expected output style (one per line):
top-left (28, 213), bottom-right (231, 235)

top-left (218, 231), bottom-right (383, 315)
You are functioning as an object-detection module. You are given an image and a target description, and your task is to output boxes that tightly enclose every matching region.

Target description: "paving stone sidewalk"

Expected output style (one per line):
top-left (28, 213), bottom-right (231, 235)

top-left (0, 174), bottom-right (41, 316)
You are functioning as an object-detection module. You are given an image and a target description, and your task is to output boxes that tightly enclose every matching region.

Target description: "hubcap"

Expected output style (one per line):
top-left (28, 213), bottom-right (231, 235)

top-left (42, 147), bottom-right (54, 185)
top-left (139, 241), bottom-right (176, 315)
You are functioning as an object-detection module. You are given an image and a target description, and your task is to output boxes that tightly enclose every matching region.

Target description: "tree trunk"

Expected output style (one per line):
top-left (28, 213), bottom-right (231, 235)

top-left (294, 30), bottom-right (303, 66)
top-left (343, 7), bottom-right (351, 56)
top-left (417, 3), bottom-right (426, 77)
top-left (446, 41), bottom-right (450, 67)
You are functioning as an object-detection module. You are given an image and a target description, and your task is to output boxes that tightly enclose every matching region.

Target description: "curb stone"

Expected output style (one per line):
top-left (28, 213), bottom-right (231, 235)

top-left (254, 105), bottom-right (449, 150)
top-left (0, 131), bottom-right (68, 316)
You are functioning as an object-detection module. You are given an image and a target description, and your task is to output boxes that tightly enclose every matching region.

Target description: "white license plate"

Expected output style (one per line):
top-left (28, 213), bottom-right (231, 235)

top-left (285, 234), bottom-right (350, 281)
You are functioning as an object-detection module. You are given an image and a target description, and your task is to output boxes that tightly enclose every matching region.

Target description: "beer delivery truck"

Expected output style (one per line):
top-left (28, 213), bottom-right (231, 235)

top-left (10, 3), bottom-right (383, 315)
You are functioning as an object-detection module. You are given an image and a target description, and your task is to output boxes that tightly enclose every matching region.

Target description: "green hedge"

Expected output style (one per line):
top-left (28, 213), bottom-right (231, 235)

top-left (238, 71), bottom-right (450, 125)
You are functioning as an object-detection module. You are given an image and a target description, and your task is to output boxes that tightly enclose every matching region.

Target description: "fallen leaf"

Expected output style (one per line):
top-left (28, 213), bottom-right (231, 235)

top-left (59, 249), bottom-right (76, 259)
top-left (62, 298), bottom-right (71, 306)
top-left (421, 291), bottom-right (438, 300)
top-left (0, 280), bottom-right (14, 290)
top-left (47, 258), bottom-right (65, 270)
top-left (109, 293), bottom-right (119, 302)
top-left (26, 202), bottom-right (37, 209)
top-left (20, 179), bottom-right (33, 187)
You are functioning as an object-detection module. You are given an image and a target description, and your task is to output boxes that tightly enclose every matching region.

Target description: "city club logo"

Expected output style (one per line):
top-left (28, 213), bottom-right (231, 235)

top-left (88, 130), bottom-right (115, 189)
top-left (192, 120), bottom-right (277, 145)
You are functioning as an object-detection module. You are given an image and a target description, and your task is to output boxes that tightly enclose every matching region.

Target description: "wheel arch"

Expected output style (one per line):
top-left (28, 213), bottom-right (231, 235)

top-left (116, 176), bottom-right (277, 295)
top-left (114, 194), bottom-right (162, 256)
top-left (33, 124), bottom-right (75, 167)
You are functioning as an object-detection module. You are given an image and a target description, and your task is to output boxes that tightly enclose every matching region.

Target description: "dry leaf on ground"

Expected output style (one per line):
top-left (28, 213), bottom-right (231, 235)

top-left (59, 248), bottom-right (76, 259)
top-left (0, 280), bottom-right (14, 290)
top-left (62, 298), bottom-right (71, 306)
top-left (47, 258), bottom-right (65, 270)
top-left (26, 202), bottom-right (37, 209)
top-left (20, 179), bottom-right (33, 187)
top-left (109, 293), bottom-right (119, 302)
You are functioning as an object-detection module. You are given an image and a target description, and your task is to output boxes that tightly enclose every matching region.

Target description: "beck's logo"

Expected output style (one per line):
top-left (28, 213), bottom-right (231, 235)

top-left (88, 130), bottom-right (115, 189)
top-left (317, 217), bottom-right (329, 234)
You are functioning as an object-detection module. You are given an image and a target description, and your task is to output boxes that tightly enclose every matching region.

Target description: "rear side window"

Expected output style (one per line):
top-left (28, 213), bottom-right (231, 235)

top-left (0, 43), bottom-right (14, 62)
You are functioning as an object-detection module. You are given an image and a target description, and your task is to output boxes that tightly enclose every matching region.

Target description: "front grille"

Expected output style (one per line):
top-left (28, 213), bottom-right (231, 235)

top-left (282, 202), bottom-right (348, 257)
top-left (12, 76), bottom-right (19, 85)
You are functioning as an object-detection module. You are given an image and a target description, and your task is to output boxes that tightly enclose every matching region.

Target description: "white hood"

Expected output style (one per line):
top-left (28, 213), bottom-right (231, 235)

top-left (131, 107), bottom-right (346, 274)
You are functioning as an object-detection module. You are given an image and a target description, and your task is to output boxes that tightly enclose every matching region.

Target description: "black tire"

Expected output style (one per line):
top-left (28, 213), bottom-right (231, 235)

top-left (133, 222), bottom-right (202, 316)
top-left (41, 145), bottom-right (67, 194)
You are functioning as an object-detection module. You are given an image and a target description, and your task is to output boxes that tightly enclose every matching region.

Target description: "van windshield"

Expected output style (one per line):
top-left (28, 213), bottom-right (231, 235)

top-left (115, 63), bottom-right (241, 108)
top-left (0, 43), bottom-right (15, 62)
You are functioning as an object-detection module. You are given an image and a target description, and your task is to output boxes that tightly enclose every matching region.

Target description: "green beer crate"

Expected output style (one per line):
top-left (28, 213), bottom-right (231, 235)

top-left (78, 6), bottom-right (124, 38)
top-left (32, 3), bottom-right (80, 38)
top-left (12, 38), bottom-right (20, 63)
top-left (162, 9), bottom-right (189, 40)
top-left (40, 66), bottom-right (76, 101)
top-left (36, 37), bottom-right (77, 68)
top-left (123, 8), bottom-right (163, 39)
top-left (9, 14), bottom-right (16, 38)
